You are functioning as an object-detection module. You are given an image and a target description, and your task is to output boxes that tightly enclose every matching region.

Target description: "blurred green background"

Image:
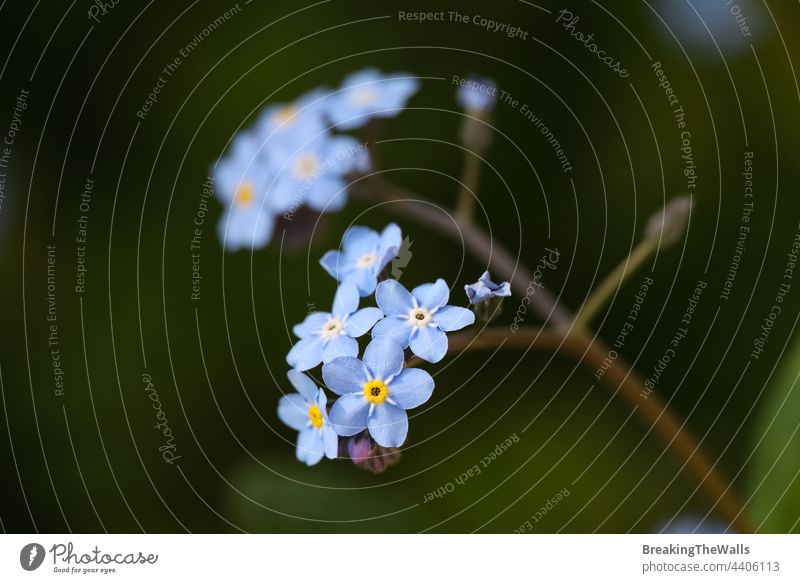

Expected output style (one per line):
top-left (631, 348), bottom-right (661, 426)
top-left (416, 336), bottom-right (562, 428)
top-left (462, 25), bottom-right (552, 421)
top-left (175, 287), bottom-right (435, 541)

top-left (1, 0), bottom-right (800, 533)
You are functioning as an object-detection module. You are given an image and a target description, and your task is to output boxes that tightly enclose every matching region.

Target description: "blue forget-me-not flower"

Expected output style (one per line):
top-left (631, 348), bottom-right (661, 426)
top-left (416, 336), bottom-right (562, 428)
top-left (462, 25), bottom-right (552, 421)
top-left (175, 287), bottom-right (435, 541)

top-left (324, 337), bottom-right (434, 447)
top-left (213, 133), bottom-right (276, 250)
top-left (255, 87), bottom-right (330, 150)
top-left (287, 282), bottom-right (383, 371)
top-left (372, 278), bottom-right (475, 363)
top-left (277, 370), bottom-right (338, 466)
top-left (320, 223), bottom-right (402, 297)
top-left (326, 68), bottom-right (420, 130)
top-left (267, 132), bottom-right (370, 214)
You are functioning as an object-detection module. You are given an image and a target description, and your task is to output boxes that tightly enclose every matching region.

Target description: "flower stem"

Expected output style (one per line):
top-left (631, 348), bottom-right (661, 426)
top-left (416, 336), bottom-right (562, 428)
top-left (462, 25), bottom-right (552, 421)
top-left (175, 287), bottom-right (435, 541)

top-left (352, 177), bottom-right (573, 331)
top-left (572, 235), bottom-right (659, 333)
top-left (358, 178), bottom-right (752, 532)
top-left (424, 326), bottom-right (754, 534)
top-left (454, 153), bottom-right (483, 223)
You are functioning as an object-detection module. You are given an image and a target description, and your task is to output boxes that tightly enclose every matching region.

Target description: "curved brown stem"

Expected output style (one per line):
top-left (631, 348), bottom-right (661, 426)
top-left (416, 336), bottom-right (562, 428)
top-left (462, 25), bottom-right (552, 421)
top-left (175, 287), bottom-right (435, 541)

top-left (412, 326), bottom-right (754, 533)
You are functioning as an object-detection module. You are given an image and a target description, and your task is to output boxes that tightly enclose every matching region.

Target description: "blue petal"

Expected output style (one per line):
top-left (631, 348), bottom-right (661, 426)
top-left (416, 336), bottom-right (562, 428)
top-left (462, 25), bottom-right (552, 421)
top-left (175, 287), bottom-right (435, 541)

top-left (326, 135), bottom-right (369, 175)
top-left (217, 206), bottom-right (275, 252)
top-left (316, 387), bottom-right (328, 411)
top-left (389, 368), bottom-right (434, 409)
top-left (363, 336), bottom-right (405, 381)
top-left (277, 394), bottom-right (308, 430)
top-left (494, 281), bottom-right (512, 297)
top-left (305, 176), bottom-right (348, 212)
top-left (266, 179), bottom-right (300, 214)
top-left (329, 393), bottom-right (370, 436)
top-left (341, 68), bottom-right (381, 90)
top-left (297, 427), bottom-right (325, 465)
top-left (433, 305), bottom-right (476, 332)
top-left (380, 76), bottom-right (420, 110)
top-left (376, 279), bottom-right (415, 316)
top-left (322, 357), bottom-right (369, 395)
top-left (412, 278), bottom-right (450, 310)
top-left (320, 250), bottom-right (345, 281)
top-left (342, 226), bottom-right (380, 257)
top-left (286, 337), bottom-right (324, 371)
top-left (368, 403), bottom-right (408, 447)
top-left (379, 223), bottom-right (402, 254)
top-left (409, 326), bottom-right (448, 363)
top-left (322, 335), bottom-right (359, 363)
top-left (287, 369), bottom-right (319, 401)
top-left (332, 282), bottom-right (359, 318)
top-left (345, 307), bottom-right (383, 337)
top-left (371, 315), bottom-right (412, 348)
top-left (292, 311), bottom-right (330, 338)
top-left (323, 425), bottom-right (339, 459)
top-left (344, 269), bottom-right (378, 297)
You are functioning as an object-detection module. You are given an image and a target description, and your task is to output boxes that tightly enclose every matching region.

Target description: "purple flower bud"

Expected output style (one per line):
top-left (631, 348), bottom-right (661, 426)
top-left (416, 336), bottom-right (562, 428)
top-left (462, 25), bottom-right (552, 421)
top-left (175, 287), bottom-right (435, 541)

top-left (347, 432), bottom-right (375, 464)
top-left (465, 271), bottom-right (511, 305)
top-left (342, 431), bottom-right (402, 474)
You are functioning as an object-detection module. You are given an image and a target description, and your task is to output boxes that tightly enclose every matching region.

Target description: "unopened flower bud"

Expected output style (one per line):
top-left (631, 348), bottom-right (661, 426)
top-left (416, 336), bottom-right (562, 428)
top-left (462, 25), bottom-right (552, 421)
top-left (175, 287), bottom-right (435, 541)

top-left (456, 75), bottom-right (497, 114)
top-left (465, 271), bottom-right (511, 323)
top-left (342, 431), bottom-right (402, 474)
top-left (644, 195), bottom-right (692, 245)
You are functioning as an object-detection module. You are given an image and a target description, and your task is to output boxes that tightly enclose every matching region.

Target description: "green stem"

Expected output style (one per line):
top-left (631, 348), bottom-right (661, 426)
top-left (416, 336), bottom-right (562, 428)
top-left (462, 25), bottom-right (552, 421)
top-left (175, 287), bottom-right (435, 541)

top-left (572, 236), bottom-right (658, 333)
top-left (454, 153), bottom-right (483, 223)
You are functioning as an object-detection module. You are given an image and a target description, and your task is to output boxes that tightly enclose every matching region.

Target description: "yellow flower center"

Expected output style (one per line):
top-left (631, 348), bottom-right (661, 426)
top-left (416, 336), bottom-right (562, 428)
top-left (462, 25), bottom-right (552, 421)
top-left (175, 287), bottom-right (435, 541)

top-left (308, 404), bottom-right (323, 428)
top-left (356, 252), bottom-right (378, 269)
top-left (235, 181), bottom-right (255, 208)
top-left (363, 379), bottom-right (389, 404)
top-left (292, 153), bottom-right (321, 180)
top-left (408, 307), bottom-right (432, 327)
top-left (273, 104), bottom-right (298, 128)
top-left (350, 86), bottom-right (378, 106)
top-left (320, 318), bottom-right (344, 340)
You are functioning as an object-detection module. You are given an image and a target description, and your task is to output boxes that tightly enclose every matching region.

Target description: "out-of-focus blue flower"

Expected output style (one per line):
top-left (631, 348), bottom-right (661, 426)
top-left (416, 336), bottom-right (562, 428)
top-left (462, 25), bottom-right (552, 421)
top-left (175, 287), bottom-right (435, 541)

top-left (653, 0), bottom-right (766, 57)
top-left (658, 515), bottom-right (731, 534)
top-left (255, 87), bottom-right (330, 151)
top-left (456, 75), bottom-right (497, 113)
top-left (373, 278), bottom-right (474, 363)
top-left (213, 133), bottom-right (276, 250)
top-left (465, 271), bottom-right (511, 304)
top-left (287, 282), bottom-right (383, 371)
top-left (268, 132), bottom-right (370, 213)
top-left (320, 223), bottom-right (402, 297)
top-left (324, 337), bottom-right (434, 447)
top-left (277, 370), bottom-right (338, 466)
top-left (326, 68), bottom-right (419, 130)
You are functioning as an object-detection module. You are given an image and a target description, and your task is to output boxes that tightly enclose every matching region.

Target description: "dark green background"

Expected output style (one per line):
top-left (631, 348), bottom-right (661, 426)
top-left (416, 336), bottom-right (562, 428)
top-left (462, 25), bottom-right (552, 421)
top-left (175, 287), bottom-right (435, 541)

top-left (0, 0), bottom-right (799, 533)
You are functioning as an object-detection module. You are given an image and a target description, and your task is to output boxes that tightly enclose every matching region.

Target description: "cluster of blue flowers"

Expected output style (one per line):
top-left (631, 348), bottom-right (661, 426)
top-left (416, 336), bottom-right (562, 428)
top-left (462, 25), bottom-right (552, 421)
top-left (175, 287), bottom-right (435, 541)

top-left (212, 69), bottom-right (419, 251)
top-left (277, 223), bottom-right (477, 466)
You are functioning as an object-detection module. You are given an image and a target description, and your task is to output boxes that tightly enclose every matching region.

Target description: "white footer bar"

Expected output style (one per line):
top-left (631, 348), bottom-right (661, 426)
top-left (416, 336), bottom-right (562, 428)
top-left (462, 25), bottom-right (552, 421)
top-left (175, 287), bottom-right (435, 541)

top-left (1, 534), bottom-right (797, 581)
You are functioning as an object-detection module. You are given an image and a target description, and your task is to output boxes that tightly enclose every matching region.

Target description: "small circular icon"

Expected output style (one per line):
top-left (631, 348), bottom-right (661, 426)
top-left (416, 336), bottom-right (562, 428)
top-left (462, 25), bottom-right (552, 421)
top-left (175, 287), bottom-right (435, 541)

top-left (20, 543), bottom-right (46, 571)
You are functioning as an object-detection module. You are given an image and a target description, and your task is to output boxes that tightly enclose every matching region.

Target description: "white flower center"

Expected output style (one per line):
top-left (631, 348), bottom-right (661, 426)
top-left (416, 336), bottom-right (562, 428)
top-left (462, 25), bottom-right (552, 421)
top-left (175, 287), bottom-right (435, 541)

top-left (320, 318), bottom-right (345, 340)
top-left (356, 252), bottom-right (379, 269)
top-left (408, 307), bottom-right (432, 328)
top-left (292, 153), bottom-right (321, 180)
top-left (350, 86), bottom-right (378, 106)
